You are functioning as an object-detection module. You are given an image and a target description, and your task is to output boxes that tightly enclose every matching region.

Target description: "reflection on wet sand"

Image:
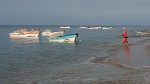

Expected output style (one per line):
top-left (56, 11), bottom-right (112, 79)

top-left (10, 37), bottom-right (39, 43)
top-left (123, 46), bottom-right (131, 64)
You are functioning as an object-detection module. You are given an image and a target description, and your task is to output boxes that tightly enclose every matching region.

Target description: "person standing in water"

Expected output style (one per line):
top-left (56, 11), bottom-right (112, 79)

top-left (122, 28), bottom-right (128, 46)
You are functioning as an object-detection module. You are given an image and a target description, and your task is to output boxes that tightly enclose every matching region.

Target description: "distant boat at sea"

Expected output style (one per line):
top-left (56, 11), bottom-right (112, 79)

top-left (102, 27), bottom-right (115, 30)
top-left (9, 29), bottom-right (40, 37)
top-left (135, 31), bottom-right (149, 36)
top-left (42, 29), bottom-right (65, 37)
top-left (86, 26), bottom-right (101, 29)
top-left (79, 26), bottom-right (87, 28)
top-left (48, 33), bottom-right (78, 43)
top-left (60, 26), bottom-right (70, 28)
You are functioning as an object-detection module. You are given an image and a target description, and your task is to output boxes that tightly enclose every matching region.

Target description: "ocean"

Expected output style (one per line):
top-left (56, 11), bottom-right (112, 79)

top-left (0, 25), bottom-right (150, 84)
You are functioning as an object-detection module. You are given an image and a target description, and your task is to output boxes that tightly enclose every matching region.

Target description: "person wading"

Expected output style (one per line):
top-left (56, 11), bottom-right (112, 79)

top-left (122, 28), bottom-right (128, 46)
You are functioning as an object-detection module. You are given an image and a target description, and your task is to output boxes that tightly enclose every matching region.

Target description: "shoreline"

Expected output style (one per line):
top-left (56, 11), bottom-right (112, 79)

top-left (80, 38), bottom-right (150, 84)
top-left (108, 37), bottom-right (150, 67)
top-left (89, 37), bottom-right (150, 84)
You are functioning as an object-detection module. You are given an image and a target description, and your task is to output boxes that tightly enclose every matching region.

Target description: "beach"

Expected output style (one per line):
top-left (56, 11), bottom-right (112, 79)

top-left (1, 0), bottom-right (150, 83)
top-left (112, 38), bottom-right (150, 67)
top-left (102, 38), bottom-right (150, 84)
top-left (86, 34), bottom-right (150, 84)
top-left (0, 25), bottom-right (150, 84)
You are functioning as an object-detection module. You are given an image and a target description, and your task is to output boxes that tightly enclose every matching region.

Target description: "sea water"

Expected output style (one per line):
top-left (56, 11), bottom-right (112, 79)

top-left (0, 25), bottom-right (150, 84)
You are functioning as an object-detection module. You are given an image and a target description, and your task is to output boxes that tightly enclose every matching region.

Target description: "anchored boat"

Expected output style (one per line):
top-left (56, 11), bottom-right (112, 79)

top-left (42, 30), bottom-right (64, 37)
top-left (48, 33), bottom-right (79, 43)
top-left (60, 26), bottom-right (70, 28)
top-left (9, 29), bottom-right (40, 37)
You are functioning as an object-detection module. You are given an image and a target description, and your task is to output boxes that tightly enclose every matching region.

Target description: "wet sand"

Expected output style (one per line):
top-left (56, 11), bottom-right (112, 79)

top-left (99, 39), bottom-right (150, 84)
top-left (112, 39), bottom-right (150, 67)
top-left (78, 39), bottom-right (150, 84)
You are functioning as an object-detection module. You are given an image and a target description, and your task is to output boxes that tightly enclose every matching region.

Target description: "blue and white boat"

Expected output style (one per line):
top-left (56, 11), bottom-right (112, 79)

top-left (48, 33), bottom-right (79, 43)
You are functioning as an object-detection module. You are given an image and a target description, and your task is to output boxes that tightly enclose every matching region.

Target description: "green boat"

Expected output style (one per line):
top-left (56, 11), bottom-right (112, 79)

top-left (48, 33), bottom-right (79, 43)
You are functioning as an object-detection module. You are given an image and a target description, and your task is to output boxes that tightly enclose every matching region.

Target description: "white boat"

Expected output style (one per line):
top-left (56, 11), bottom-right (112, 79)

top-left (48, 33), bottom-right (78, 43)
top-left (79, 26), bottom-right (87, 28)
top-left (10, 33), bottom-right (39, 37)
top-left (135, 31), bottom-right (149, 36)
top-left (42, 30), bottom-right (65, 37)
top-left (102, 27), bottom-right (115, 30)
top-left (9, 29), bottom-right (40, 37)
top-left (60, 26), bottom-right (70, 28)
top-left (86, 26), bottom-right (100, 29)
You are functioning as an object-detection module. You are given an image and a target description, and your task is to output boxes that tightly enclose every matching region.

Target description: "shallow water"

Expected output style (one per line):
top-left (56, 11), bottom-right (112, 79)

top-left (0, 25), bottom-right (150, 84)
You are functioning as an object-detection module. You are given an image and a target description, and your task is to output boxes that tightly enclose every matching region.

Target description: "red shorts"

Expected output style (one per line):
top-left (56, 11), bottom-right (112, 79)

top-left (122, 38), bottom-right (128, 43)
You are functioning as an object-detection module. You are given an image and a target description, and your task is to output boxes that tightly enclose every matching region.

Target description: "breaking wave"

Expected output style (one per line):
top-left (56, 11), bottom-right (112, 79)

top-left (84, 56), bottom-right (150, 72)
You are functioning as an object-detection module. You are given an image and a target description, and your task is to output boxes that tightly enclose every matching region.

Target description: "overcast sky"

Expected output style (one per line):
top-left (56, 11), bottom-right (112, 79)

top-left (0, 0), bottom-right (150, 25)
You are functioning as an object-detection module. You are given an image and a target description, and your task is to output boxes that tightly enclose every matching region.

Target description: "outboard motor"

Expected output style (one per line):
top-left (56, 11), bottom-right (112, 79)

top-left (75, 33), bottom-right (79, 37)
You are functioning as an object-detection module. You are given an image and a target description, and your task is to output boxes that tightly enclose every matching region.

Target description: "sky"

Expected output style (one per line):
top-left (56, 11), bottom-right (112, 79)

top-left (0, 0), bottom-right (150, 25)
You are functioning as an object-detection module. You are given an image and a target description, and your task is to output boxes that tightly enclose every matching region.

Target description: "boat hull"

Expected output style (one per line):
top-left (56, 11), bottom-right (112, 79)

top-left (48, 34), bottom-right (78, 43)
top-left (60, 26), bottom-right (70, 28)
top-left (9, 33), bottom-right (39, 37)
top-left (102, 27), bottom-right (115, 30)
top-left (79, 26), bottom-right (87, 28)
top-left (86, 26), bottom-right (101, 29)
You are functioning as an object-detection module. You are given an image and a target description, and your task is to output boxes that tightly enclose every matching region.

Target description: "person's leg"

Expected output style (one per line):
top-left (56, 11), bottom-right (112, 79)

top-left (125, 39), bottom-right (128, 46)
top-left (126, 41), bottom-right (128, 46)
top-left (122, 38), bottom-right (125, 46)
top-left (126, 42), bottom-right (128, 46)
top-left (122, 42), bottom-right (125, 46)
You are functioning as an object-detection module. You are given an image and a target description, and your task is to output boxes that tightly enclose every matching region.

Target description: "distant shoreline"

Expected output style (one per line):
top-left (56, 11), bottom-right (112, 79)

top-left (0, 25), bottom-right (148, 27)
